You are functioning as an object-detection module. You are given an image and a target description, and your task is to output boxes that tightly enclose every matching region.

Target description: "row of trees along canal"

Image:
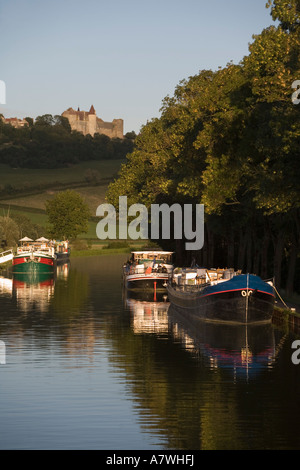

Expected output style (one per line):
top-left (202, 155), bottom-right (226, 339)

top-left (107, 0), bottom-right (300, 296)
top-left (0, 113), bottom-right (136, 169)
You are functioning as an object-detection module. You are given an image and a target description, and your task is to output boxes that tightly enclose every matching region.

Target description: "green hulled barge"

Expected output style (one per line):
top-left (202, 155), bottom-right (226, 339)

top-left (12, 237), bottom-right (56, 274)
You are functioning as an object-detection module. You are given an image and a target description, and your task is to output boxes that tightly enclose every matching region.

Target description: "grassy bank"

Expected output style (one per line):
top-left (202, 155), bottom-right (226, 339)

top-left (70, 247), bottom-right (132, 257)
top-left (70, 239), bottom-right (158, 257)
top-left (273, 305), bottom-right (300, 336)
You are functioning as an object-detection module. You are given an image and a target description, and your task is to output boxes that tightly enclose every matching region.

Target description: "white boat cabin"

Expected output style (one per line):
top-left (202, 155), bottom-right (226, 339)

top-left (172, 267), bottom-right (241, 287)
top-left (16, 237), bottom-right (55, 257)
top-left (124, 251), bottom-right (174, 275)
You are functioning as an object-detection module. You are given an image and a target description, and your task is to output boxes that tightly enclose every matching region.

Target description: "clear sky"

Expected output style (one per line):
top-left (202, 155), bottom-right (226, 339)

top-left (0, 0), bottom-right (276, 134)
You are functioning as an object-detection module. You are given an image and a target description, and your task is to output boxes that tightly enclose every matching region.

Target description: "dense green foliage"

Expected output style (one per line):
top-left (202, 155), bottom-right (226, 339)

top-left (0, 212), bottom-right (44, 248)
top-left (45, 190), bottom-right (91, 239)
top-left (0, 114), bottom-right (135, 168)
top-left (107, 0), bottom-right (300, 293)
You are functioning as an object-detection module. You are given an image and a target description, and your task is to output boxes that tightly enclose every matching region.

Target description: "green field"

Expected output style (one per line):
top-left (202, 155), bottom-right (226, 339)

top-left (0, 159), bottom-right (124, 240)
top-left (1, 184), bottom-right (108, 214)
top-left (0, 206), bottom-right (48, 226)
top-left (0, 159), bottom-right (155, 249)
top-left (0, 160), bottom-right (123, 187)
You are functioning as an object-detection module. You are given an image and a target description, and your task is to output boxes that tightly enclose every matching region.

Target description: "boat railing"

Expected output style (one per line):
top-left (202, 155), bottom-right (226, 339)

top-left (123, 264), bottom-right (172, 276)
top-left (17, 244), bottom-right (55, 256)
top-left (0, 249), bottom-right (13, 264)
top-left (17, 246), bottom-right (33, 254)
top-left (34, 246), bottom-right (55, 256)
top-left (0, 249), bottom-right (13, 258)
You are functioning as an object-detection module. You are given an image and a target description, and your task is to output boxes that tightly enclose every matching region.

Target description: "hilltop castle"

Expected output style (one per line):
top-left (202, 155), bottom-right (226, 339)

top-left (62, 105), bottom-right (123, 138)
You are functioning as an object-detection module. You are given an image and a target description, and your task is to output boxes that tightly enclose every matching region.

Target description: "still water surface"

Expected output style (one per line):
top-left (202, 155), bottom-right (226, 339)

top-left (0, 254), bottom-right (299, 450)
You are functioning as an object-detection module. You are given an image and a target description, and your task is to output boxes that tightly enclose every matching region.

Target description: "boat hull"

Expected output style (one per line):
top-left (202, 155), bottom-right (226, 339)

top-left (55, 251), bottom-right (70, 264)
top-left (125, 273), bottom-right (169, 291)
top-left (124, 250), bottom-right (173, 292)
top-left (12, 255), bottom-right (56, 274)
top-left (167, 274), bottom-right (275, 324)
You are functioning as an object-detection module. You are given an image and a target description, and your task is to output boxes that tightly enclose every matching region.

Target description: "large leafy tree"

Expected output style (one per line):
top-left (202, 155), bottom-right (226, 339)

top-left (45, 190), bottom-right (91, 239)
top-left (107, 0), bottom-right (300, 292)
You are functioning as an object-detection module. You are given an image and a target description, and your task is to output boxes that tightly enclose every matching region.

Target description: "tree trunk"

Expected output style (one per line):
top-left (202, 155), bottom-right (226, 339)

top-left (273, 231), bottom-right (285, 291)
top-left (175, 239), bottom-right (185, 266)
top-left (227, 229), bottom-right (235, 268)
top-left (260, 226), bottom-right (270, 279)
top-left (202, 238), bottom-right (208, 267)
top-left (253, 250), bottom-right (260, 277)
top-left (237, 230), bottom-right (247, 272)
top-left (286, 236), bottom-right (297, 297)
top-left (253, 236), bottom-right (260, 277)
top-left (246, 232), bottom-right (252, 273)
top-left (207, 228), bottom-right (214, 267)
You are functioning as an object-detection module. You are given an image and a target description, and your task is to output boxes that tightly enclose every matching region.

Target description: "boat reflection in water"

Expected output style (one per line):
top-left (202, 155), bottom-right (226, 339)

top-left (168, 305), bottom-right (279, 381)
top-left (11, 262), bottom-right (70, 313)
top-left (125, 290), bottom-right (170, 335)
top-left (0, 275), bottom-right (13, 297)
top-left (56, 261), bottom-right (70, 280)
top-left (126, 288), bottom-right (280, 381)
top-left (12, 273), bottom-right (55, 313)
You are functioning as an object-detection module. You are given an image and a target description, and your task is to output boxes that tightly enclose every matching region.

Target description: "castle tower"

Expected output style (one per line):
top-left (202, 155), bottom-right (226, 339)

top-left (62, 106), bottom-right (123, 138)
top-left (87, 105), bottom-right (97, 136)
top-left (112, 119), bottom-right (124, 138)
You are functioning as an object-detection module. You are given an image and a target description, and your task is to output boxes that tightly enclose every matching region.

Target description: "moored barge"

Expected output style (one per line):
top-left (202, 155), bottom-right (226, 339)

top-left (12, 237), bottom-right (56, 274)
top-left (123, 251), bottom-right (173, 291)
top-left (53, 240), bottom-right (70, 263)
top-left (167, 268), bottom-right (275, 324)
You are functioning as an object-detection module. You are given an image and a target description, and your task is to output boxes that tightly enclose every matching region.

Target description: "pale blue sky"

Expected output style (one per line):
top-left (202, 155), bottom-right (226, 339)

top-left (0, 0), bottom-right (276, 133)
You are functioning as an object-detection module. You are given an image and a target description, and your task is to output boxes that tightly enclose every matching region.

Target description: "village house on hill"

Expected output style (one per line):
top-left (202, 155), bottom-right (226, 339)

top-left (1, 116), bottom-right (29, 128)
top-left (62, 105), bottom-right (123, 138)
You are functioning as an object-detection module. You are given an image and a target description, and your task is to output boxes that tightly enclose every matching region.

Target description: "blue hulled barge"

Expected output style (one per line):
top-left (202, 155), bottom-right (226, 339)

top-left (167, 268), bottom-right (275, 324)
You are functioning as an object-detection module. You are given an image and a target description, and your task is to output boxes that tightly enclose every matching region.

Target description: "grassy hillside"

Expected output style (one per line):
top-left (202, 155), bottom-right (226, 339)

top-left (0, 158), bottom-right (155, 251)
top-left (0, 160), bottom-right (123, 188)
top-left (0, 159), bottom-right (125, 240)
top-left (1, 184), bottom-right (108, 214)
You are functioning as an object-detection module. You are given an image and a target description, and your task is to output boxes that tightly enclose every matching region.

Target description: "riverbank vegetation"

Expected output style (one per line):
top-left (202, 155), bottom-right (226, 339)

top-left (45, 190), bottom-right (91, 240)
top-left (107, 0), bottom-right (300, 295)
top-left (0, 114), bottom-right (135, 169)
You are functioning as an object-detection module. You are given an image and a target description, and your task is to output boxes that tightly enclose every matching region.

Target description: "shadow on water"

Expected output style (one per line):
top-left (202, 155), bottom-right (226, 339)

top-left (125, 289), bottom-right (282, 382)
top-left (168, 304), bottom-right (279, 381)
top-left (0, 255), bottom-right (298, 450)
top-left (121, 288), bottom-right (293, 449)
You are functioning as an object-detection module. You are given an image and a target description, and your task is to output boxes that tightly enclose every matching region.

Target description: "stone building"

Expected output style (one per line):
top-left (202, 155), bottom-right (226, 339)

top-left (1, 116), bottom-right (29, 128)
top-left (62, 105), bottom-right (123, 138)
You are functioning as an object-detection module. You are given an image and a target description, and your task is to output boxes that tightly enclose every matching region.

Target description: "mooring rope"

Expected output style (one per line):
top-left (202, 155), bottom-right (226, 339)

top-left (273, 284), bottom-right (290, 310)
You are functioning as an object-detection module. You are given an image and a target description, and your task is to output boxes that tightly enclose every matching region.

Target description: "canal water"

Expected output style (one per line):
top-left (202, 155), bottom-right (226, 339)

top-left (0, 253), bottom-right (299, 450)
